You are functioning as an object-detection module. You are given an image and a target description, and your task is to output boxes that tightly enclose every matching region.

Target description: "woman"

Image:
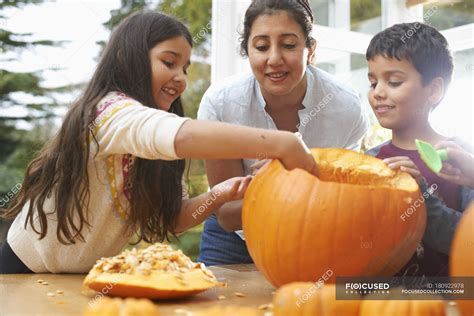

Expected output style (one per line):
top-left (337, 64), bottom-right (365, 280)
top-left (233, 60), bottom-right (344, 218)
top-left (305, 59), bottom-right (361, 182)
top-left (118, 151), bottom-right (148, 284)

top-left (197, 0), bottom-right (369, 265)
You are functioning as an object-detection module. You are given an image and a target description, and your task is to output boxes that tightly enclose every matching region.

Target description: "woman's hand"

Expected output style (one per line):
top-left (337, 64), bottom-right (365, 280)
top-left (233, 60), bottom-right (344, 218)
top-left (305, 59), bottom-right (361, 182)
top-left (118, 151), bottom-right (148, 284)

top-left (211, 175), bottom-right (253, 204)
top-left (384, 156), bottom-right (423, 184)
top-left (435, 141), bottom-right (474, 189)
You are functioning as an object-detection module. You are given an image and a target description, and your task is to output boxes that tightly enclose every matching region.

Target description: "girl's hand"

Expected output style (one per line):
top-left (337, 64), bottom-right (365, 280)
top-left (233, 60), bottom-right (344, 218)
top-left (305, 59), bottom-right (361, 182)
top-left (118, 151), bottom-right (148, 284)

top-left (435, 141), bottom-right (474, 189)
top-left (279, 133), bottom-right (319, 176)
top-left (211, 175), bottom-right (253, 204)
top-left (384, 156), bottom-right (423, 184)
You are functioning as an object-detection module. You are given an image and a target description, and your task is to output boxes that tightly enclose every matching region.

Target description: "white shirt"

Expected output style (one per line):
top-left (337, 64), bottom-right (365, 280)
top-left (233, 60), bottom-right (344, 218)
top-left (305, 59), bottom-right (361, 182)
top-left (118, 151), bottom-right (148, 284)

top-left (197, 65), bottom-right (369, 239)
top-left (198, 65), bottom-right (370, 174)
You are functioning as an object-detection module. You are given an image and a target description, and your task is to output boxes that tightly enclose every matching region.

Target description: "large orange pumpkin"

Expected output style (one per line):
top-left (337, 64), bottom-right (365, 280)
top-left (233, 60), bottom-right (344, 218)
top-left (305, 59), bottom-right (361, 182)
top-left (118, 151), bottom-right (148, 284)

top-left (450, 202), bottom-right (474, 316)
top-left (242, 148), bottom-right (426, 287)
top-left (273, 282), bottom-right (360, 316)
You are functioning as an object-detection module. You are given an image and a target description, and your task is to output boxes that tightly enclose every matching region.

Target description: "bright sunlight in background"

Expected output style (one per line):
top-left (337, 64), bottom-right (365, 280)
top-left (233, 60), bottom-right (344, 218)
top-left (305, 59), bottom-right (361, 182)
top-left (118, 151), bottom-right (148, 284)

top-left (431, 76), bottom-right (473, 144)
top-left (0, 0), bottom-right (120, 127)
top-left (1, 0), bottom-right (472, 144)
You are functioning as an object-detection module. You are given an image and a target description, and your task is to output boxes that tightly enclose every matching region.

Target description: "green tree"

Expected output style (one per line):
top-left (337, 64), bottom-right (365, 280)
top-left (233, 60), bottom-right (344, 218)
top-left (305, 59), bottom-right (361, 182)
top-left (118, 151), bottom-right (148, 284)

top-left (425, 0), bottom-right (474, 30)
top-left (0, 1), bottom-right (71, 240)
top-left (0, 1), bottom-right (65, 194)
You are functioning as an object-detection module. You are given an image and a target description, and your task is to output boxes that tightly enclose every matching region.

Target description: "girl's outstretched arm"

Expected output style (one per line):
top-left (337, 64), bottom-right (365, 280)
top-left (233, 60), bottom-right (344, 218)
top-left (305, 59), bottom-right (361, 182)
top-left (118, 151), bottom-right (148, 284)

top-left (174, 120), bottom-right (318, 175)
top-left (174, 176), bottom-right (252, 233)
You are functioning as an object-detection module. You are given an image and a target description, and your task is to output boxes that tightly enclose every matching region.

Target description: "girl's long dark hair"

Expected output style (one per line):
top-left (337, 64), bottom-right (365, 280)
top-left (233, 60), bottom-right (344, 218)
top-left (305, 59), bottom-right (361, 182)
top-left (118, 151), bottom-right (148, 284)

top-left (3, 11), bottom-right (192, 244)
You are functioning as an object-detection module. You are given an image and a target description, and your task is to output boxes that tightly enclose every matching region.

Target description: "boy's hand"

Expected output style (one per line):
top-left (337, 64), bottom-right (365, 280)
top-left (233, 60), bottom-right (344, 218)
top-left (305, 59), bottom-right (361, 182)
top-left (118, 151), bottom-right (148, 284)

top-left (384, 156), bottom-right (423, 184)
top-left (435, 141), bottom-right (474, 189)
top-left (211, 176), bottom-right (253, 204)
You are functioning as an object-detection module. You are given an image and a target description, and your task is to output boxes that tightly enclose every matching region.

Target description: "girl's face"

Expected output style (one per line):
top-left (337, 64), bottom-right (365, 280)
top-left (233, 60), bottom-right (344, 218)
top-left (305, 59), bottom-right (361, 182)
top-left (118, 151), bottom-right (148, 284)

top-left (247, 10), bottom-right (314, 98)
top-left (149, 36), bottom-right (191, 111)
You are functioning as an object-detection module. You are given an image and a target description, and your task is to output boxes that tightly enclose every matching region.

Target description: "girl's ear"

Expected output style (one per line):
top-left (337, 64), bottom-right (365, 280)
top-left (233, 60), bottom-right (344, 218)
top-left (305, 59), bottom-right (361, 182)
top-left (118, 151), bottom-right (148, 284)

top-left (307, 39), bottom-right (317, 65)
top-left (428, 77), bottom-right (445, 106)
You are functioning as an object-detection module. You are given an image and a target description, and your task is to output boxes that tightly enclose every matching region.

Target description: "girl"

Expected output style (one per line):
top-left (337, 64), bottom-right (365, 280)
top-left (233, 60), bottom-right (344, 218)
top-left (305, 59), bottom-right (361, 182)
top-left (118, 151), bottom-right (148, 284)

top-left (0, 11), bottom-right (317, 274)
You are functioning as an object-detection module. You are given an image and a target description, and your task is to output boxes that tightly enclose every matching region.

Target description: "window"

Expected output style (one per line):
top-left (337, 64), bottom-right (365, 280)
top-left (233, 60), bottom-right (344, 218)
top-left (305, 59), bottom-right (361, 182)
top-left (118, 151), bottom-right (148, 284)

top-left (351, 0), bottom-right (382, 34)
top-left (424, 1), bottom-right (474, 30)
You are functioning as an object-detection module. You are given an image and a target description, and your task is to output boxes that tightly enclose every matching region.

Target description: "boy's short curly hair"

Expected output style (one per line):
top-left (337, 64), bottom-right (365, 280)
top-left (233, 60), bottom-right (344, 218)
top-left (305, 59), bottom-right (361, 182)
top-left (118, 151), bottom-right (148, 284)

top-left (366, 22), bottom-right (454, 88)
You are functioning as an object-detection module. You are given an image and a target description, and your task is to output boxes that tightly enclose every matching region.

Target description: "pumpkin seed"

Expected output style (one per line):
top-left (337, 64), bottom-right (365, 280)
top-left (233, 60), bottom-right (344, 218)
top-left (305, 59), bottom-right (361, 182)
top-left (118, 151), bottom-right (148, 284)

top-left (89, 243), bottom-right (218, 286)
top-left (258, 303), bottom-right (272, 310)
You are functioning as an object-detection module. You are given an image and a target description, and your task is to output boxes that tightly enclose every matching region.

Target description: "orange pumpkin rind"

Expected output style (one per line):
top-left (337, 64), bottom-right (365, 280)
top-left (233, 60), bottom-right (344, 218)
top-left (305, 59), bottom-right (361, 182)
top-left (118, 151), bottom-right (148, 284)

top-left (273, 282), bottom-right (360, 316)
top-left (243, 148), bottom-right (427, 287)
top-left (83, 297), bottom-right (160, 316)
top-left (450, 202), bottom-right (474, 316)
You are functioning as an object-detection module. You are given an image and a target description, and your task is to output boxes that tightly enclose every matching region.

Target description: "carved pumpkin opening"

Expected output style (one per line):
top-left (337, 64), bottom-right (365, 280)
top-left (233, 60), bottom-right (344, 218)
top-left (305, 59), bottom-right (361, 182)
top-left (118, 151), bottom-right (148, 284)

top-left (311, 149), bottom-right (418, 191)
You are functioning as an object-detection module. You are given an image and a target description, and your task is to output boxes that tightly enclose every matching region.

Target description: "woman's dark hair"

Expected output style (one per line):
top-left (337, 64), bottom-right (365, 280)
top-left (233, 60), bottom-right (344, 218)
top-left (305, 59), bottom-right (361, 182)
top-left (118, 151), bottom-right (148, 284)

top-left (3, 11), bottom-right (193, 244)
top-left (366, 22), bottom-right (453, 88)
top-left (240, 0), bottom-right (316, 56)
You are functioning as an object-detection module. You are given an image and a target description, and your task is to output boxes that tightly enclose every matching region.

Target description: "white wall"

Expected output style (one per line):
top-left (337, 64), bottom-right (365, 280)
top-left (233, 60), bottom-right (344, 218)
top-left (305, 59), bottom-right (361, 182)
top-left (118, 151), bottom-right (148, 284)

top-left (211, 0), bottom-right (251, 83)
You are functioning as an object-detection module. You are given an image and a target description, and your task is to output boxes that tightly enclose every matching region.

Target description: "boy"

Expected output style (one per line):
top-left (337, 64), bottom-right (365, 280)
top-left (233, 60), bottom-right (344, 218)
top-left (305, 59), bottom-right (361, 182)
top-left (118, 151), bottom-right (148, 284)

top-left (365, 22), bottom-right (474, 276)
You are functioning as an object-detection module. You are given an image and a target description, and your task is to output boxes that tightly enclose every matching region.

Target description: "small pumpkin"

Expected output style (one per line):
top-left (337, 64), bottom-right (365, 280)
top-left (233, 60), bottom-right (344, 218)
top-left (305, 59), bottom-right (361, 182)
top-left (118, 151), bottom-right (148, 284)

top-left (243, 148), bottom-right (426, 287)
top-left (194, 305), bottom-right (262, 316)
top-left (83, 243), bottom-right (220, 299)
top-left (359, 289), bottom-right (446, 316)
top-left (273, 282), bottom-right (360, 316)
top-left (450, 202), bottom-right (474, 316)
top-left (83, 297), bottom-right (160, 316)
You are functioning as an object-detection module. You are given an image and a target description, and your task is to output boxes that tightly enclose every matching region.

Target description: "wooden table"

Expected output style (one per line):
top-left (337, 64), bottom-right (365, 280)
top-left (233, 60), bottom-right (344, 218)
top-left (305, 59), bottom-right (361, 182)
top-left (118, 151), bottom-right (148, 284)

top-left (0, 264), bottom-right (275, 315)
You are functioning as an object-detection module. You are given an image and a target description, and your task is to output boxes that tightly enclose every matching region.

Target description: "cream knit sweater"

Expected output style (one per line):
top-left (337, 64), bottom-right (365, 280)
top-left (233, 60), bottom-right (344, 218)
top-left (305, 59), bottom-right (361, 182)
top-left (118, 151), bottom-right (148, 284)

top-left (7, 92), bottom-right (189, 273)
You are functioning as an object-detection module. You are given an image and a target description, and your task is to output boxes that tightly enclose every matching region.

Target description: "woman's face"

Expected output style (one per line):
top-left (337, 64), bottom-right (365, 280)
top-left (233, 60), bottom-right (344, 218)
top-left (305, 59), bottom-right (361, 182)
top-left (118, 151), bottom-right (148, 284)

top-left (149, 36), bottom-right (191, 111)
top-left (247, 10), bottom-right (314, 98)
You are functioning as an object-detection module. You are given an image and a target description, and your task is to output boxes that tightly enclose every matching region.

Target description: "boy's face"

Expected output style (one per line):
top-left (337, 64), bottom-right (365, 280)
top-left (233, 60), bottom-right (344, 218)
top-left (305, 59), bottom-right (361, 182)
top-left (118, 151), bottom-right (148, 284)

top-left (367, 56), bottom-right (432, 132)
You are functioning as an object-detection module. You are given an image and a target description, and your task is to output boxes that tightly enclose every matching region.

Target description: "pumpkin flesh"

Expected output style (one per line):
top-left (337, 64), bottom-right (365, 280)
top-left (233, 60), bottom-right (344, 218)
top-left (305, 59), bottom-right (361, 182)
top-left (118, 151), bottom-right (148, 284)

top-left (83, 243), bottom-right (220, 299)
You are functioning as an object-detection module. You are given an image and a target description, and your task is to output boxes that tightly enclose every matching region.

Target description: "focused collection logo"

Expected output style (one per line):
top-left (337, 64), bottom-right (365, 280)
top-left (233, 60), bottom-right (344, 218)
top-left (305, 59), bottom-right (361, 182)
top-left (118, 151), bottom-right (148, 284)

top-left (345, 282), bottom-right (390, 294)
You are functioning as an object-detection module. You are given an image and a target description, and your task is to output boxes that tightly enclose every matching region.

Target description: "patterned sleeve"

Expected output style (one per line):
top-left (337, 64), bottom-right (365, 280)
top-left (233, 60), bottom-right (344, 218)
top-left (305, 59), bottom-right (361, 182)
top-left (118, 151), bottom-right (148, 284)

top-left (91, 93), bottom-right (190, 160)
